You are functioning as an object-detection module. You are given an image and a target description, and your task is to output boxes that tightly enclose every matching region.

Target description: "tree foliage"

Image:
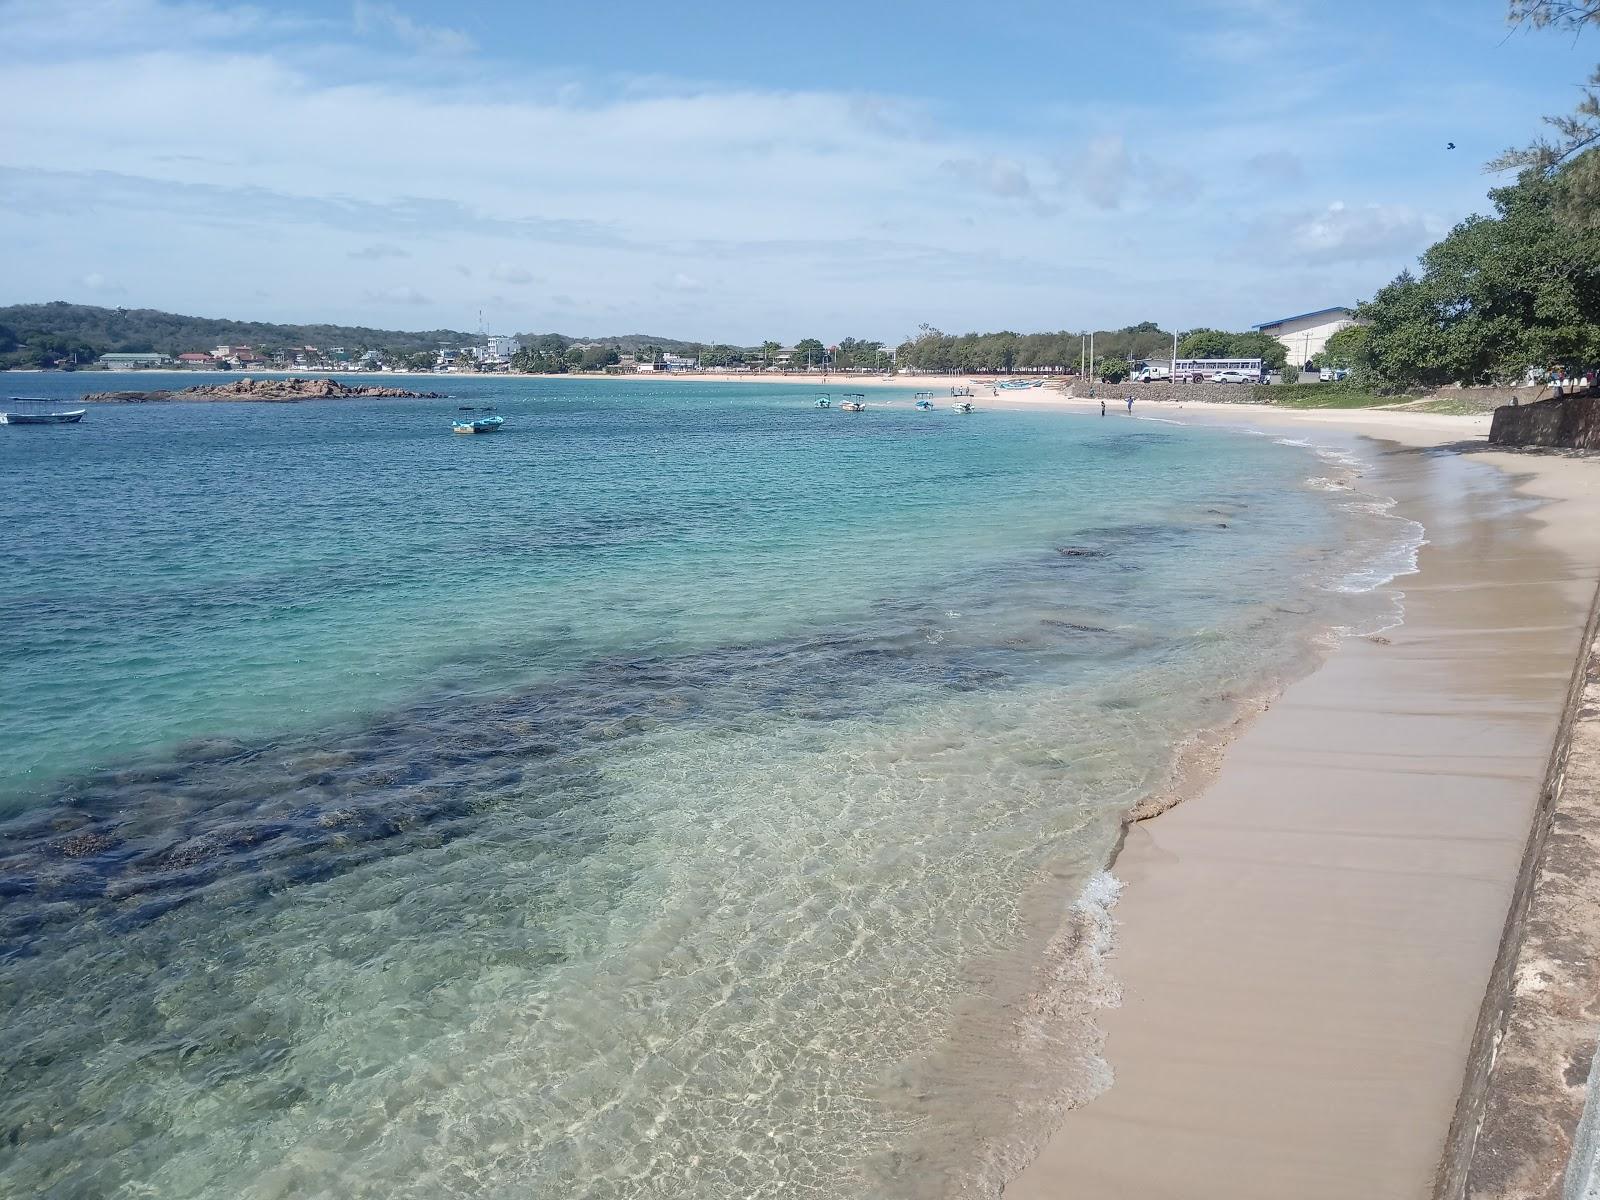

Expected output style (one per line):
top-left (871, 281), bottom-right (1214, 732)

top-left (1355, 169), bottom-right (1600, 387)
top-left (1309, 324), bottom-right (1369, 370)
top-left (1497, 1), bottom-right (1600, 228)
top-left (1176, 328), bottom-right (1288, 369)
top-left (894, 323), bottom-right (1174, 374)
top-left (1099, 354), bottom-right (1132, 383)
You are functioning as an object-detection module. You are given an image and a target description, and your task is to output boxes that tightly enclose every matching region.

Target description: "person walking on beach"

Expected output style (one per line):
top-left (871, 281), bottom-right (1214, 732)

top-left (1126, 395), bottom-right (1134, 413)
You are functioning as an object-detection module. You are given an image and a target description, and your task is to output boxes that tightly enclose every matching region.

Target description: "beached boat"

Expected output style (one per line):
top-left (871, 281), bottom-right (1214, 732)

top-left (1, 398), bottom-right (86, 425)
top-left (997, 380), bottom-right (1033, 390)
top-left (815, 395), bottom-right (831, 408)
top-left (952, 401), bottom-right (975, 413)
top-left (452, 415), bottom-right (505, 434)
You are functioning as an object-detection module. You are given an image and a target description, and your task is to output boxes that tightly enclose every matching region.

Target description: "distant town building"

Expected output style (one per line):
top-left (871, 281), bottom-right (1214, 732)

top-left (99, 352), bottom-right (172, 368)
top-left (1252, 307), bottom-right (1357, 367)
top-left (661, 353), bottom-right (698, 370)
top-left (176, 352), bottom-right (216, 366)
top-left (484, 335), bottom-right (520, 360)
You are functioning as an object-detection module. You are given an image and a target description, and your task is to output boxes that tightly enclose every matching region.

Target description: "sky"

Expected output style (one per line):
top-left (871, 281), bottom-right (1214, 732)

top-left (1, 0), bottom-right (1595, 344)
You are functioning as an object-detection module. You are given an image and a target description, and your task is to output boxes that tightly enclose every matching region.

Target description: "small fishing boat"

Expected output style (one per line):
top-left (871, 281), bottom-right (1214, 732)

top-left (952, 401), bottom-right (975, 413)
top-left (815, 395), bottom-right (831, 408)
top-left (452, 415), bottom-right (505, 434)
top-left (840, 393), bottom-right (866, 412)
top-left (456, 405), bottom-right (497, 412)
top-left (914, 399), bottom-right (934, 411)
top-left (997, 379), bottom-right (1033, 390)
top-left (1, 398), bottom-right (86, 425)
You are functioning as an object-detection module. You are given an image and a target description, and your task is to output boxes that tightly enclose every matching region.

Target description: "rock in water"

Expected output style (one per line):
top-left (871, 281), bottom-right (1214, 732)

top-left (79, 377), bottom-right (446, 403)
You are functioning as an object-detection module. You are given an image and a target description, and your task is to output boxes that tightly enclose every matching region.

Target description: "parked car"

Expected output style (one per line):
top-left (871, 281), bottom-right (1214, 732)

top-left (1319, 367), bottom-right (1350, 382)
top-left (1211, 370), bottom-right (1254, 384)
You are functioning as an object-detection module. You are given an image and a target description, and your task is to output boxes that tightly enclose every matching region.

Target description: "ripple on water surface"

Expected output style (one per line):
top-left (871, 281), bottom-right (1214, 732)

top-left (0, 379), bottom-right (1413, 1197)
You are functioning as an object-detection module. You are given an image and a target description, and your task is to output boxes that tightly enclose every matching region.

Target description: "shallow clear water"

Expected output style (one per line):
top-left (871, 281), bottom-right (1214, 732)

top-left (1, 375), bottom-right (1408, 1197)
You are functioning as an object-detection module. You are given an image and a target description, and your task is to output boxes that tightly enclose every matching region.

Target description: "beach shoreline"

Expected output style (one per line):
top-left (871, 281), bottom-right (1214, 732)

top-left (993, 397), bottom-right (1600, 1198)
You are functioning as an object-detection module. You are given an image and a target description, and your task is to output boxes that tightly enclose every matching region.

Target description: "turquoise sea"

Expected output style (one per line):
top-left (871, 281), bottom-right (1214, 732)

top-left (0, 375), bottom-right (1413, 1197)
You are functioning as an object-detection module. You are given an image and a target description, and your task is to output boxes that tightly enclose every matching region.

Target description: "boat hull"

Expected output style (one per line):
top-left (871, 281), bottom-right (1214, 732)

top-left (0, 409), bottom-right (86, 425)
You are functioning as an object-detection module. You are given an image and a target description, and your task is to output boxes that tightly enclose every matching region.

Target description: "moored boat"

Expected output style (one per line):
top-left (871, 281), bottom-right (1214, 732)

top-left (815, 395), bottom-right (831, 408)
top-left (1, 398), bottom-right (87, 425)
top-left (914, 399), bottom-right (934, 410)
top-left (952, 401), bottom-right (975, 413)
top-left (452, 415), bottom-right (505, 434)
top-left (840, 393), bottom-right (866, 412)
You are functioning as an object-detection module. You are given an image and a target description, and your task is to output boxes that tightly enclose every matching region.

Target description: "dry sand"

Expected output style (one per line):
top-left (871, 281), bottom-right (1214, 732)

top-left (992, 397), bottom-right (1600, 1198)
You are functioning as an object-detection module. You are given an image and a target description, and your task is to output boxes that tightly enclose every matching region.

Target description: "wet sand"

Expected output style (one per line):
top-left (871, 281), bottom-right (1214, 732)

top-left (1005, 414), bottom-right (1600, 1198)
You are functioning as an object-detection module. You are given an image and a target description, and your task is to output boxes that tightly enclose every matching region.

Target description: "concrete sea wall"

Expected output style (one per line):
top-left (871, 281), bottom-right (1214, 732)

top-left (1436, 581), bottom-right (1600, 1199)
top-left (1489, 396), bottom-right (1600, 450)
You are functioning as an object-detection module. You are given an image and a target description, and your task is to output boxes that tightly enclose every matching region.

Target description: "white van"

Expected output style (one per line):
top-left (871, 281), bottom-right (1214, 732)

top-left (1135, 363), bottom-right (1171, 383)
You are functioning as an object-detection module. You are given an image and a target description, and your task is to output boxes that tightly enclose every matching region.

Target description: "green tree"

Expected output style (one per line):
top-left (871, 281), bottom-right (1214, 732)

top-left (792, 338), bottom-right (825, 370)
top-left (1497, 3), bottom-right (1600, 228)
top-left (1099, 354), bottom-right (1132, 383)
top-left (1309, 325), bottom-right (1369, 371)
top-left (1225, 331), bottom-right (1289, 371)
top-left (1356, 168), bottom-right (1600, 388)
top-left (579, 345), bottom-right (620, 370)
top-left (1177, 328), bottom-right (1237, 358)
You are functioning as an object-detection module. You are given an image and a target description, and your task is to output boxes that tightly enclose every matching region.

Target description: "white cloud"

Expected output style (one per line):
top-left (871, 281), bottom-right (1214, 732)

top-left (351, 1), bottom-right (474, 55)
top-left (364, 285), bottom-right (431, 305)
top-left (488, 263), bottom-right (535, 284)
top-left (0, 0), bottom-right (1511, 339)
top-left (1079, 136), bottom-right (1133, 210)
top-left (349, 242), bottom-right (408, 259)
top-left (1252, 201), bottom-right (1438, 263)
top-left (79, 271), bottom-right (123, 293)
top-left (940, 155), bottom-right (1033, 199)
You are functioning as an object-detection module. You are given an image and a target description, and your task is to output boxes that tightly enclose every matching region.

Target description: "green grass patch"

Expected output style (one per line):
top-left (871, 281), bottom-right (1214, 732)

top-left (1393, 397), bottom-right (1500, 416)
top-left (1252, 381), bottom-right (1406, 409)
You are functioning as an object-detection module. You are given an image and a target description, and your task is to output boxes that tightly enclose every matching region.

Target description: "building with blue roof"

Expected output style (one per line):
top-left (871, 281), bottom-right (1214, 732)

top-left (1252, 306), bottom-right (1358, 368)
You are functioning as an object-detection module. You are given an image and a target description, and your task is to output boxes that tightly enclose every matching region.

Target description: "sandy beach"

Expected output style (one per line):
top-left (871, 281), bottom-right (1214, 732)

top-left (986, 395), bottom-right (1600, 1197)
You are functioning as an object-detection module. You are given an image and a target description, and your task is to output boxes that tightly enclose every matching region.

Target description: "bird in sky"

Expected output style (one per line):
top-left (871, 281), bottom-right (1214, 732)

top-left (1447, 142), bottom-right (1456, 149)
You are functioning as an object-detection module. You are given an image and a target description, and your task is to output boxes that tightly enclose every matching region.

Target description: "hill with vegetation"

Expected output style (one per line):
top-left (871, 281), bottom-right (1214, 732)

top-left (0, 302), bottom-right (711, 370)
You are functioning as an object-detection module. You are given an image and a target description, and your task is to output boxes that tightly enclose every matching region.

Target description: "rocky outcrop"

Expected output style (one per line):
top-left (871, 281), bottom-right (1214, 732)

top-left (79, 377), bottom-right (445, 404)
top-left (1489, 394), bottom-right (1600, 449)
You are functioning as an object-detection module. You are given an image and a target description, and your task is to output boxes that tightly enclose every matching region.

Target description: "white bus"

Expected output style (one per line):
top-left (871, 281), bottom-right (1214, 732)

top-left (1173, 357), bottom-right (1263, 383)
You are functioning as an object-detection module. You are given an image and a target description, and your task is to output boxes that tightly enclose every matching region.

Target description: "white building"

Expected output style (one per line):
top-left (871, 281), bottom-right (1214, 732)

top-left (99, 352), bottom-right (172, 368)
top-left (661, 353), bottom-right (698, 370)
top-left (484, 335), bottom-right (521, 360)
top-left (1252, 307), bottom-right (1358, 368)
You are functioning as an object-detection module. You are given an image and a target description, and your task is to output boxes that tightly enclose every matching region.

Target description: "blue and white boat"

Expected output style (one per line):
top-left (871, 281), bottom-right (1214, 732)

top-left (452, 415), bottom-right (505, 434)
top-left (815, 395), bottom-right (831, 408)
top-left (1, 398), bottom-right (86, 425)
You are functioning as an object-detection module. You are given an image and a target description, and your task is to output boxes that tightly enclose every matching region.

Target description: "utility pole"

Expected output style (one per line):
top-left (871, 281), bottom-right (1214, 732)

top-left (1089, 331), bottom-right (1095, 382)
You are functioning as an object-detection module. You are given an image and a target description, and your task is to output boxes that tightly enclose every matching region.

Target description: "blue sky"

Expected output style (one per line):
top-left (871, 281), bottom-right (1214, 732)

top-left (1, 0), bottom-right (1593, 343)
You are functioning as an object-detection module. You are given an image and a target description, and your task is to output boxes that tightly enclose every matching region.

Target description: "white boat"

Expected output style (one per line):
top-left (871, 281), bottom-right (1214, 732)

top-left (952, 401), bottom-right (975, 413)
top-left (1, 398), bottom-right (86, 425)
top-left (840, 393), bottom-right (866, 412)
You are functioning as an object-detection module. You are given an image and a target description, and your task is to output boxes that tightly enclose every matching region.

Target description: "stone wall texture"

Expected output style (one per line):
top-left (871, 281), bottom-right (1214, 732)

top-left (1490, 396), bottom-right (1600, 450)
